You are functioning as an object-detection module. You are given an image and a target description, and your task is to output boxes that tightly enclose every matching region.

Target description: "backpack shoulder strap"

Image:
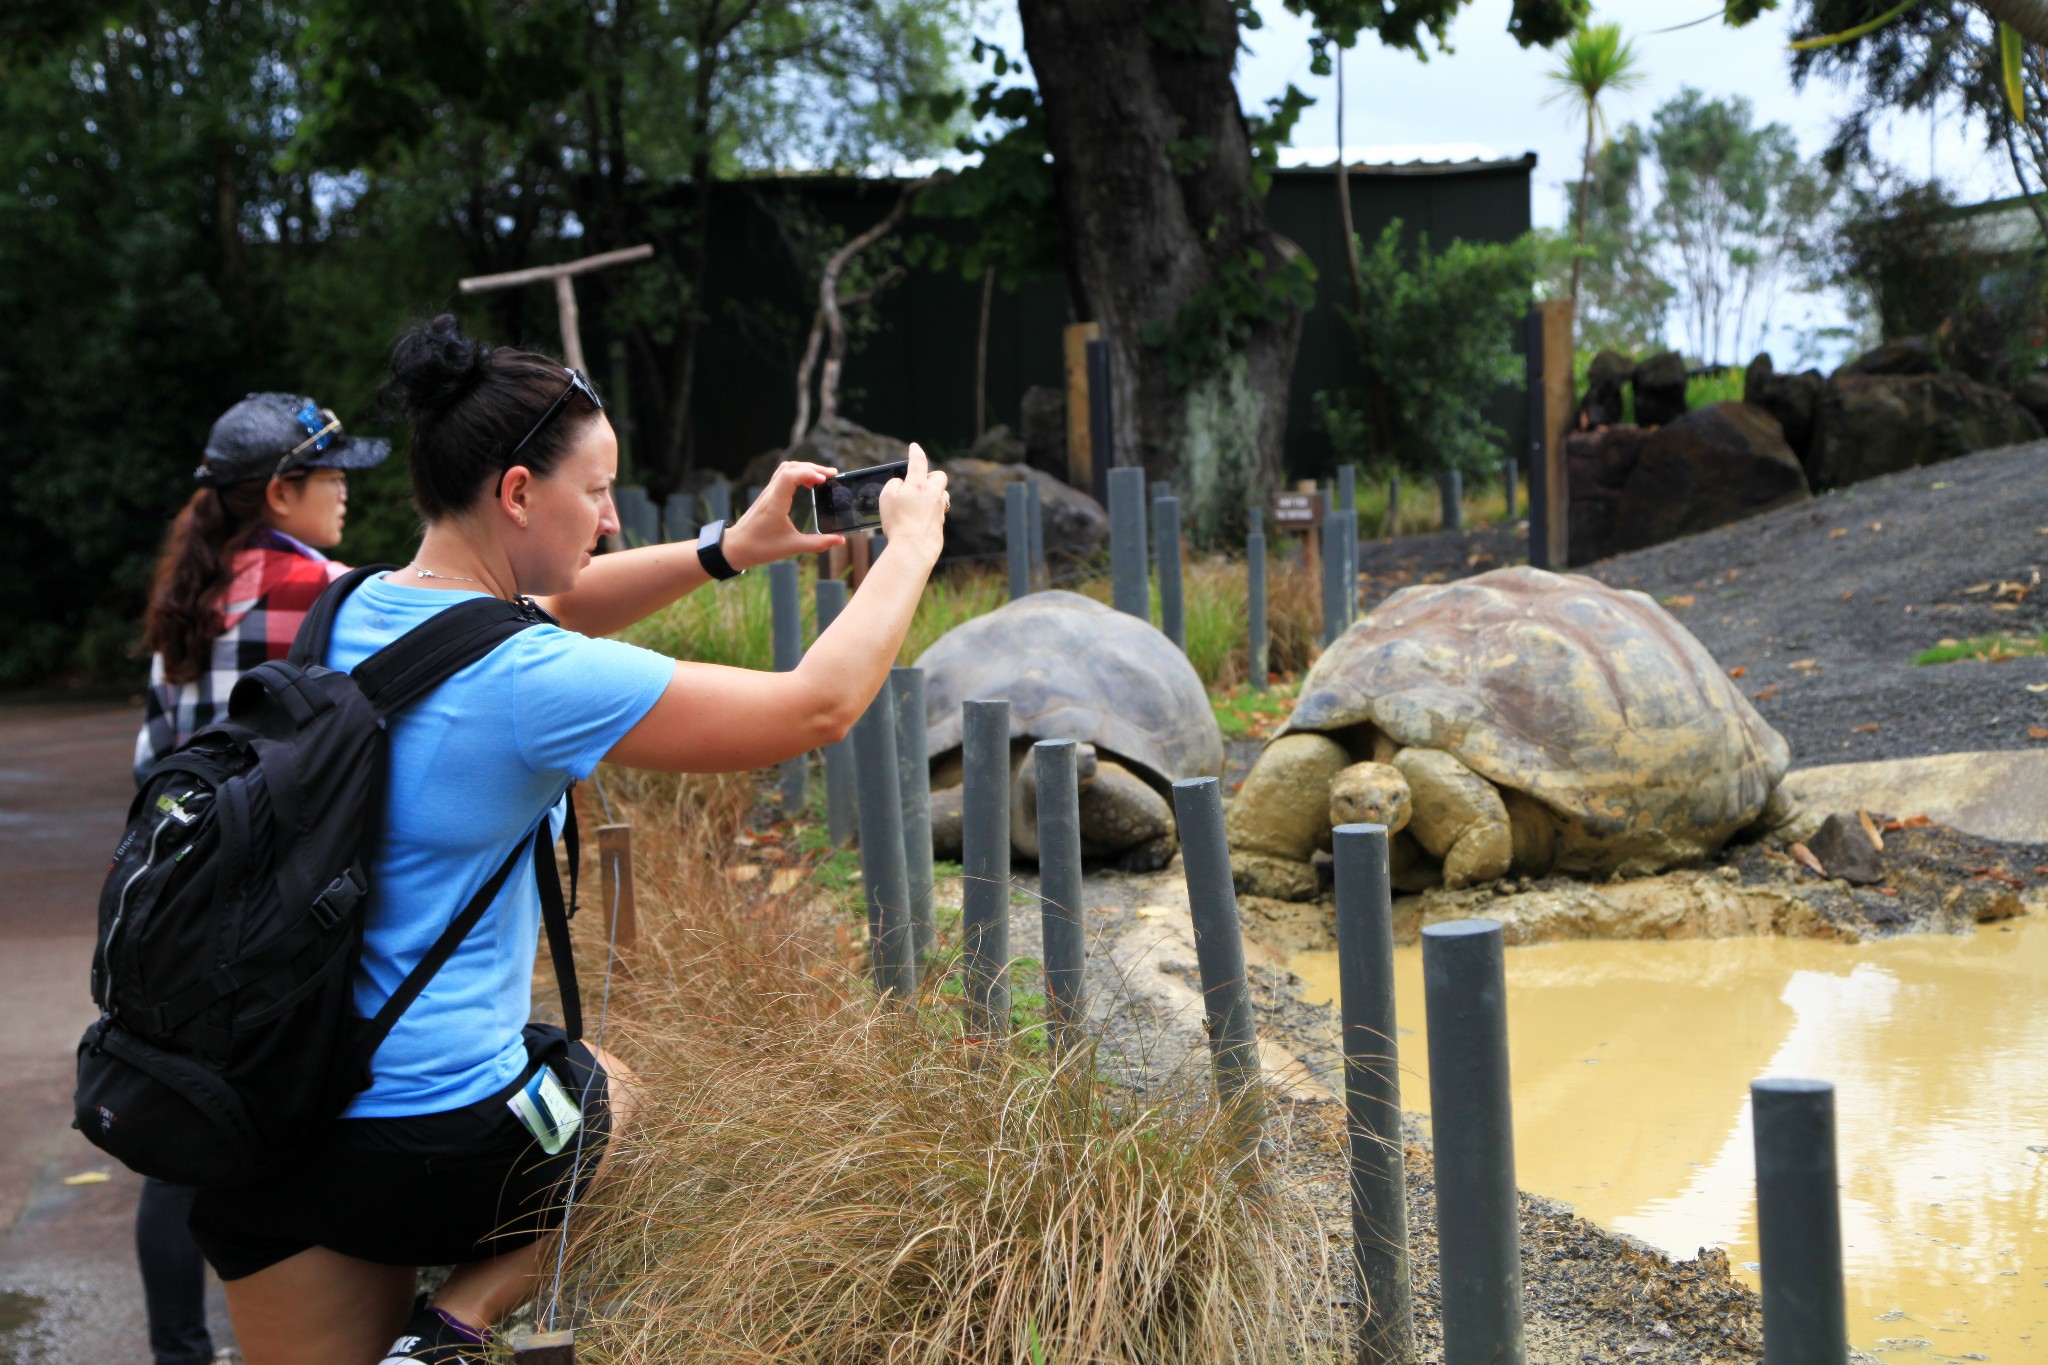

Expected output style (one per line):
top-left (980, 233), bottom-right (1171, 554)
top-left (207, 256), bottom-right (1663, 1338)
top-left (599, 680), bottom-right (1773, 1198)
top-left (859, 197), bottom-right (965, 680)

top-left (350, 595), bottom-right (559, 719)
top-left (289, 565), bottom-right (396, 667)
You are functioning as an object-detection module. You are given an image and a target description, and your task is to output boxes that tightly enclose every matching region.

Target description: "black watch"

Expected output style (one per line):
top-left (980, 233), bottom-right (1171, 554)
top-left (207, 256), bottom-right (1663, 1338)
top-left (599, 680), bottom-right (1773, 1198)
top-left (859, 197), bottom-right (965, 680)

top-left (696, 519), bottom-right (744, 581)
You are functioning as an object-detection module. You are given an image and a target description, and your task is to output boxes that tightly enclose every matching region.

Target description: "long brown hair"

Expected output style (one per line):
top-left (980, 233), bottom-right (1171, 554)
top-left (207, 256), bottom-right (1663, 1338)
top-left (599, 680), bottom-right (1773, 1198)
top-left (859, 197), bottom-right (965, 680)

top-left (141, 481), bottom-right (274, 684)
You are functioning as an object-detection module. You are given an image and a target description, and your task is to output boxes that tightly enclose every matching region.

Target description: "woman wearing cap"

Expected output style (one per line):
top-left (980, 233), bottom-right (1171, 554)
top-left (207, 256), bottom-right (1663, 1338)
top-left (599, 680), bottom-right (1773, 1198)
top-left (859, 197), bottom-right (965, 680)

top-left (132, 392), bottom-right (393, 1365)
top-left (187, 314), bottom-right (948, 1365)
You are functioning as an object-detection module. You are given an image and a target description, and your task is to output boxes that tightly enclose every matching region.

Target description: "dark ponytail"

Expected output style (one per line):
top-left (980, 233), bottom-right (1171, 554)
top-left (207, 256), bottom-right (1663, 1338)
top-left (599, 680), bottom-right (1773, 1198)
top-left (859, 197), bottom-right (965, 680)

top-left (382, 314), bottom-right (601, 520)
top-left (141, 482), bottom-right (273, 684)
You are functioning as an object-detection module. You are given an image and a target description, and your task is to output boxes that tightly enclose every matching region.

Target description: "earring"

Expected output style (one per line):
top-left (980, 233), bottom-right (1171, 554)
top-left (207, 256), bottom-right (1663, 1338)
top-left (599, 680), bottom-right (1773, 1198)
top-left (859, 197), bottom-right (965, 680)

top-left (515, 512), bottom-right (528, 527)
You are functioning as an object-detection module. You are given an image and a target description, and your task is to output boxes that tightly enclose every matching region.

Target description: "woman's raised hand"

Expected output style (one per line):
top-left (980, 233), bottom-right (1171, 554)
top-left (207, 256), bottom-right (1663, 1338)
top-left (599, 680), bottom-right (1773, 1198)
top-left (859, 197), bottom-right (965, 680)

top-left (878, 443), bottom-right (948, 563)
top-left (724, 460), bottom-right (846, 571)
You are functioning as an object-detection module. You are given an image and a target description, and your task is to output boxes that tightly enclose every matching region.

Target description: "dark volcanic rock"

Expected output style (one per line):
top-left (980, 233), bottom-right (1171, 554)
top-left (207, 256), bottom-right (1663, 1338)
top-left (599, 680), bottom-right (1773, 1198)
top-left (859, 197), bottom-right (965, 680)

top-left (1806, 812), bottom-right (1883, 885)
top-left (1632, 350), bottom-right (1689, 428)
top-left (1576, 348), bottom-right (1633, 429)
top-left (1807, 373), bottom-right (2043, 489)
top-left (968, 423), bottom-right (1025, 464)
top-left (1607, 402), bottom-right (1810, 555)
top-left (937, 457), bottom-right (1106, 563)
top-left (1019, 385), bottom-right (1068, 480)
top-left (1743, 352), bottom-right (1824, 458)
top-left (1564, 425), bottom-right (1651, 565)
top-left (1833, 335), bottom-right (1938, 379)
top-left (2011, 370), bottom-right (2048, 430)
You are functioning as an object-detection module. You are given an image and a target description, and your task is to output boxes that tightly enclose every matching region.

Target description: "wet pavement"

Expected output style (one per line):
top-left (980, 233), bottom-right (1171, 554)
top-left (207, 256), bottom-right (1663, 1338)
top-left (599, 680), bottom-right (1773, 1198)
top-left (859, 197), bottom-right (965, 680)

top-left (0, 702), bottom-right (232, 1362)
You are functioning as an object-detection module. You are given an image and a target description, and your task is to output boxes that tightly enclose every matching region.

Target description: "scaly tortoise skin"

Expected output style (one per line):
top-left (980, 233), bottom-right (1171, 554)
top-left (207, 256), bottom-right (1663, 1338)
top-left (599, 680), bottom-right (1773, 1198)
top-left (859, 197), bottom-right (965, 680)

top-left (1275, 565), bottom-right (1789, 877)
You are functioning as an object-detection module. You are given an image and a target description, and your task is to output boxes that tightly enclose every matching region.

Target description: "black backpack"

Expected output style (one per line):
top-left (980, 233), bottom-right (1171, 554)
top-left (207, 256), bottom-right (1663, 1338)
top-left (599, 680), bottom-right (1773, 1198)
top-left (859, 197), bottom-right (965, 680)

top-left (75, 566), bottom-right (582, 1187)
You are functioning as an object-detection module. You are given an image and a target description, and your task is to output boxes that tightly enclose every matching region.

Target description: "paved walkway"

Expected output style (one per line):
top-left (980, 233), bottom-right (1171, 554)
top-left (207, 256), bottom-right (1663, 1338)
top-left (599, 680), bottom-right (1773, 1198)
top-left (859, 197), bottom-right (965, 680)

top-left (0, 702), bottom-right (232, 1361)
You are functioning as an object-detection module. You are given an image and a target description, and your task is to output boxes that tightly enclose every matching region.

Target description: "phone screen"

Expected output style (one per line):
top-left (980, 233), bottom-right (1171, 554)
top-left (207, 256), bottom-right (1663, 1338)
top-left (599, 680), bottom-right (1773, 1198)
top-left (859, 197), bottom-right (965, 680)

top-left (813, 460), bottom-right (907, 534)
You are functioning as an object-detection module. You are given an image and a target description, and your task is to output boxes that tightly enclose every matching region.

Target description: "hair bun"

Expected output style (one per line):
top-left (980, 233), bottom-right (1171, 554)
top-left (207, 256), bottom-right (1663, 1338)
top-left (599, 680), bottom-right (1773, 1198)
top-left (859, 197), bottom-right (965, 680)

top-left (384, 314), bottom-right (491, 422)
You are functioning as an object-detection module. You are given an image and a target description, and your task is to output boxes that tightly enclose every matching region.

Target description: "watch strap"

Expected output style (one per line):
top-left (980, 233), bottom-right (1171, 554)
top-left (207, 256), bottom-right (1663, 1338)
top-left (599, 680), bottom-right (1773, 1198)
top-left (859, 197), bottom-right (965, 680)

top-left (696, 520), bottom-right (743, 581)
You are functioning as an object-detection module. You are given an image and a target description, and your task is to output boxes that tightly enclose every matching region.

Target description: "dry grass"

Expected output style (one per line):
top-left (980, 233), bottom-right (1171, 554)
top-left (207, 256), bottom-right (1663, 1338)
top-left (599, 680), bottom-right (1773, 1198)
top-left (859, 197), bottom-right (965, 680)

top-left (561, 780), bottom-right (1329, 1364)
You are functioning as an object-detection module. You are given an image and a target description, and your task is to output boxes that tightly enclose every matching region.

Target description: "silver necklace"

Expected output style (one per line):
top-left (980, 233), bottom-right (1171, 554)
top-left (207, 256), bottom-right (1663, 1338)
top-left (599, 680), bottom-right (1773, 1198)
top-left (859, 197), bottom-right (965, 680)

top-left (407, 563), bottom-right (484, 585)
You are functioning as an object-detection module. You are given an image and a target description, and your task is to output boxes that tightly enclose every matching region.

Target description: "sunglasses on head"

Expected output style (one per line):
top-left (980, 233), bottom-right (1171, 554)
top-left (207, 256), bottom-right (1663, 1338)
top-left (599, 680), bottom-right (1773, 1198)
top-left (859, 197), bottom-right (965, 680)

top-left (498, 369), bottom-right (604, 493)
top-left (276, 406), bottom-right (343, 476)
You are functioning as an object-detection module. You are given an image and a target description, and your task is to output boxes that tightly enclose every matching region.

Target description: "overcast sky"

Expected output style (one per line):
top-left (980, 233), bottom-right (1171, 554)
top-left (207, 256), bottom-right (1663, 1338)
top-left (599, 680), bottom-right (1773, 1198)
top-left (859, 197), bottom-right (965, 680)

top-left (977, 2), bottom-right (2012, 365)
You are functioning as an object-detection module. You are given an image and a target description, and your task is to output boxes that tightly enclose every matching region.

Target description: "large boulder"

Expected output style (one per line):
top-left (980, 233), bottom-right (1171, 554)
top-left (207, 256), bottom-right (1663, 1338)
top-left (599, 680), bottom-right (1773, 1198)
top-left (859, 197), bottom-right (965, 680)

top-left (1743, 352), bottom-right (1824, 459)
top-left (1019, 385), bottom-right (1068, 480)
top-left (1632, 350), bottom-right (1689, 428)
top-left (1806, 373), bottom-right (2043, 489)
top-left (1833, 336), bottom-right (1938, 379)
top-left (1564, 425), bottom-right (1651, 564)
top-left (937, 458), bottom-right (1108, 563)
top-left (1576, 349), bottom-right (1633, 429)
top-left (2010, 370), bottom-right (2048, 431)
top-left (743, 416), bottom-right (915, 489)
top-left (1608, 402), bottom-right (1810, 555)
top-left (968, 424), bottom-right (1026, 464)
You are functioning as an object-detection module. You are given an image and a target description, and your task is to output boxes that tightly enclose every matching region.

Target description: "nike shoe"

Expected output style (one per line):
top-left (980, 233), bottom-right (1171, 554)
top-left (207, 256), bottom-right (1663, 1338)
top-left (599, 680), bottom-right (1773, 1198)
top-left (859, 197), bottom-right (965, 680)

top-left (378, 1301), bottom-right (491, 1365)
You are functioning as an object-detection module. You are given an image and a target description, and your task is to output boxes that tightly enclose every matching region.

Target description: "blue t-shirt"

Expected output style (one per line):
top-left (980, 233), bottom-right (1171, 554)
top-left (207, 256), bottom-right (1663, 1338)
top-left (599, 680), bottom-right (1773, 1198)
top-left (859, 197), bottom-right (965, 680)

top-left (328, 575), bottom-right (673, 1117)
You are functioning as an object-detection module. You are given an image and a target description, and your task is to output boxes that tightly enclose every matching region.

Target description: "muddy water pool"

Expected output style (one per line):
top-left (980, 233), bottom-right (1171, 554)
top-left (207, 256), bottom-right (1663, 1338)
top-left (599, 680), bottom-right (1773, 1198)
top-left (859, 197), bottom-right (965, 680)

top-left (1288, 916), bottom-right (2048, 1362)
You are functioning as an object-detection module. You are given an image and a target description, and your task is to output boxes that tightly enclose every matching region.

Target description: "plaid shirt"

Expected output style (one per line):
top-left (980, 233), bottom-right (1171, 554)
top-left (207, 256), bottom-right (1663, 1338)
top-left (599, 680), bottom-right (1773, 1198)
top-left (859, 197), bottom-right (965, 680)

top-left (134, 532), bottom-right (349, 781)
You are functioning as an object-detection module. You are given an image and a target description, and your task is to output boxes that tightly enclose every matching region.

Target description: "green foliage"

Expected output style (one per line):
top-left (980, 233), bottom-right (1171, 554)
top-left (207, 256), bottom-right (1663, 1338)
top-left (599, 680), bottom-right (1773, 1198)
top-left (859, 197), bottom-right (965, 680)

top-left (910, 42), bottom-right (1062, 290)
top-left (1913, 634), bottom-right (2048, 664)
top-left (1143, 247), bottom-right (1318, 390)
top-left (1287, 0), bottom-right (1587, 58)
top-left (1686, 366), bottom-right (1747, 406)
top-left (1548, 125), bottom-right (1675, 353)
top-left (1315, 221), bottom-right (1539, 479)
top-left (1211, 679), bottom-right (1299, 741)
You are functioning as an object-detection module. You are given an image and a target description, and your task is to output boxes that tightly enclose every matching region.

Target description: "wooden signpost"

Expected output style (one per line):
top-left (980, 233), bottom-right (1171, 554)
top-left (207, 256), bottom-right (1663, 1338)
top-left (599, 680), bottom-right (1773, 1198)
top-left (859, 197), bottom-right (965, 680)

top-left (1274, 483), bottom-right (1324, 578)
top-left (458, 244), bottom-right (655, 373)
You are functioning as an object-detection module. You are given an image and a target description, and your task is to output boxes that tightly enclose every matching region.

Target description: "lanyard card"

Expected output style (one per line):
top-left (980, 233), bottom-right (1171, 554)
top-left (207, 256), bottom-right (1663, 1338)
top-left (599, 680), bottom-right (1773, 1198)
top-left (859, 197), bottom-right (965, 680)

top-left (508, 1064), bottom-right (583, 1156)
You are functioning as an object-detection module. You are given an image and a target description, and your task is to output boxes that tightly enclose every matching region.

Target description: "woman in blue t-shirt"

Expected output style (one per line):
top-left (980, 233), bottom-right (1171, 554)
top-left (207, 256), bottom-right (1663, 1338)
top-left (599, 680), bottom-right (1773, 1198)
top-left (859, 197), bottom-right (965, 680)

top-left (188, 315), bottom-right (951, 1365)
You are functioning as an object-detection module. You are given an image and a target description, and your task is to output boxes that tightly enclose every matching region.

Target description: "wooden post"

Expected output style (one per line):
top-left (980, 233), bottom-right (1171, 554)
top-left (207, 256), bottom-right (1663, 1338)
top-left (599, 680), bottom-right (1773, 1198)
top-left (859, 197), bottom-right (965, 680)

top-left (597, 824), bottom-right (638, 961)
top-left (1063, 321), bottom-right (1100, 492)
top-left (1298, 480), bottom-right (1323, 586)
top-left (1536, 297), bottom-right (1573, 568)
top-left (511, 1330), bottom-right (576, 1365)
top-left (458, 244), bottom-right (654, 379)
top-left (846, 530), bottom-right (875, 590)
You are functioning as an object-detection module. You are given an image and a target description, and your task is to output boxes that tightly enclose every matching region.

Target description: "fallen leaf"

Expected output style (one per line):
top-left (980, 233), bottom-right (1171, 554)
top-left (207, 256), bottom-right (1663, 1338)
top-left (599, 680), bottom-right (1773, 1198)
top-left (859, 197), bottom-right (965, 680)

top-left (769, 867), bottom-right (807, 895)
top-left (2035, 865), bottom-right (2048, 875)
top-left (1969, 867), bottom-right (2027, 890)
top-left (1723, 568), bottom-right (1740, 580)
top-left (1726, 665), bottom-right (1747, 678)
top-left (1788, 843), bottom-right (1826, 877)
top-left (2026, 682), bottom-right (2048, 693)
top-left (1663, 594), bottom-right (1695, 607)
top-left (1962, 582), bottom-right (1994, 595)
top-left (1828, 527), bottom-right (1848, 539)
top-left (1788, 658), bottom-right (1819, 672)
top-left (62, 1171), bottom-right (111, 1186)
top-left (1858, 809), bottom-right (1884, 851)
top-left (1752, 684), bottom-right (1781, 701)
top-left (1838, 589), bottom-right (1854, 601)
top-left (1931, 480), bottom-right (1951, 489)
top-left (1852, 723), bottom-right (1880, 733)
top-left (1992, 602), bottom-right (2021, 612)
top-left (1875, 886), bottom-right (1899, 897)
top-left (1937, 637), bottom-right (1961, 648)
top-left (2030, 727), bottom-right (2048, 740)
top-left (1868, 521), bottom-right (1884, 531)
top-left (1135, 903), bottom-right (1176, 920)
top-left (1882, 814), bottom-right (1933, 832)
top-left (723, 863), bottom-right (763, 883)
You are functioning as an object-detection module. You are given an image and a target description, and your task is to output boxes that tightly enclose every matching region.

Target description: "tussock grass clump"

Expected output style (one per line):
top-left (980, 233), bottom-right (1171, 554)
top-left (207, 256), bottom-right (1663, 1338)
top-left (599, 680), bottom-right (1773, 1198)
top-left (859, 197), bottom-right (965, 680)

top-left (564, 783), bottom-right (1325, 1363)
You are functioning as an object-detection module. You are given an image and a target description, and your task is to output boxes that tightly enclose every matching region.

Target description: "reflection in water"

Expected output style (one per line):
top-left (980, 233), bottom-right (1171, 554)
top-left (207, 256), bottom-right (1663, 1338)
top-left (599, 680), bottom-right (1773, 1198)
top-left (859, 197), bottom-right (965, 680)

top-left (1289, 917), bottom-right (2048, 1362)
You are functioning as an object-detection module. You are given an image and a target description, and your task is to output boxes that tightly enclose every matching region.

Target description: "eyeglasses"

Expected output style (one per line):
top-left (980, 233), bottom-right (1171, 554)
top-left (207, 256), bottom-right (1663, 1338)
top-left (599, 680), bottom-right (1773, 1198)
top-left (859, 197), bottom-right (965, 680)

top-left (501, 369), bottom-right (604, 486)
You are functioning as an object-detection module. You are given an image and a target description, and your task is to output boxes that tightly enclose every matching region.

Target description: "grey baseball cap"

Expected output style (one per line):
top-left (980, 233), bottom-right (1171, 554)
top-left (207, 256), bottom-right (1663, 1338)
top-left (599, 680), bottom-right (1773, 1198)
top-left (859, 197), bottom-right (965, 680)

top-left (194, 393), bottom-right (392, 487)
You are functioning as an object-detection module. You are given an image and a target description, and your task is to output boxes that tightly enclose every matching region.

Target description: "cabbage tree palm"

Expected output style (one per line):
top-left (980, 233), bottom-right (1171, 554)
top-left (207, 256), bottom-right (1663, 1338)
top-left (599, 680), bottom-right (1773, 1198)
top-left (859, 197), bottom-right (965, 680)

top-left (1545, 21), bottom-right (1646, 312)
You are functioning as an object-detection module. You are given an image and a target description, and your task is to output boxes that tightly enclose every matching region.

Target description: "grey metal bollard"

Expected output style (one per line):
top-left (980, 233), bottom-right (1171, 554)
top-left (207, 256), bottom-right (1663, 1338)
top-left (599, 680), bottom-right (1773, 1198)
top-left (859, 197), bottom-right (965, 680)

top-left (768, 561), bottom-right (806, 814)
top-left (1438, 469), bottom-right (1464, 531)
top-left (1033, 739), bottom-right (1086, 1054)
top-left (1422, 919), bottom-right (1524, 1365)
top-left (815, 579), bottom-right (857, 847)
top-left (1502, 457), bottom-right (1518, 522)
top-left (1338, 463), bottom-right (1356, 514)
top-left (664, 491), bottom-right (696, 542)
top-left (891, 667), bottom-right (935, 964)
top-left (1753, 1079), bottom-right (1848, 1365)
top-left (1155, 495), bottom-right (1186, 651)
top-left (1149, 480), bottom-right (1172, 563)
top-left (851, 686), bottom-right (916, 998)
top-left (960, 700), bottom-right (1012, 1039)
top-left (1338, 464), bottom-right (1359, 632)
top-left (1386, 470), bottom-right (1401, 535)
top-left (1108, 467), bottom-right (1150, 622)
top-left (1171, 777), bottom-right (1264, 1144)
top-left (1334, 825), bottom-right (1415, 1365)
top-left (1321, 509), bottom-right (1350, 646)
top-left (1027, 479), bottom-right (1045, 587)
top-left (702, 482), bottom-right (732, 525)
top-left (1247, 517), bottom-right (1268, 693)
top-left (1005, 482), bottom-right (1031, 600)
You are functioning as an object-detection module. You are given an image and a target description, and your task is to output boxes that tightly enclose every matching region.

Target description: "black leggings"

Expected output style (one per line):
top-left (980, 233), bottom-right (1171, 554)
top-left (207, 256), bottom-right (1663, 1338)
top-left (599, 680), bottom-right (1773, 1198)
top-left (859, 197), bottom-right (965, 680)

top-left (137, 1179), bottom-right (213, 1365)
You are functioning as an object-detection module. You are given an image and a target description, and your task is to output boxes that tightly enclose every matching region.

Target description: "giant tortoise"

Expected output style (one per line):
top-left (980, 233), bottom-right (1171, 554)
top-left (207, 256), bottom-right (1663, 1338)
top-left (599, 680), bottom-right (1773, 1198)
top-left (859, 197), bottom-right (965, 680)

top-left (918, 591), bottom-right (1224, 870)
top-left (1226, 566), bottom-right (1791, 897)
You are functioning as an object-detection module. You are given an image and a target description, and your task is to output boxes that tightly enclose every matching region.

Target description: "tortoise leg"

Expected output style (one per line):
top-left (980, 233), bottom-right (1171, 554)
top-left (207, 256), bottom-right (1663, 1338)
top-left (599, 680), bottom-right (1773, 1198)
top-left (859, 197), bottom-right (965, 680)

top-left (1392, 747), bottom-right (1512, 888)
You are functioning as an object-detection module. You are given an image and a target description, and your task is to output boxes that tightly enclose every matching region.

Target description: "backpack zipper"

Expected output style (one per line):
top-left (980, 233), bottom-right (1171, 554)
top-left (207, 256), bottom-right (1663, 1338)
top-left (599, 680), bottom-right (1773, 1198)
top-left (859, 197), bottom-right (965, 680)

top-left (102, 789), bottom-right (207, 1011)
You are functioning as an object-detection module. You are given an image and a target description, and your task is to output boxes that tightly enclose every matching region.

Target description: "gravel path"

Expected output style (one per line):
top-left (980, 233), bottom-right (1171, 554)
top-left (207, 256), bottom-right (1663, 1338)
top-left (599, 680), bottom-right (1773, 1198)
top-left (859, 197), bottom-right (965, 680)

top-left (1347, 441), bottom-right (2048, 767)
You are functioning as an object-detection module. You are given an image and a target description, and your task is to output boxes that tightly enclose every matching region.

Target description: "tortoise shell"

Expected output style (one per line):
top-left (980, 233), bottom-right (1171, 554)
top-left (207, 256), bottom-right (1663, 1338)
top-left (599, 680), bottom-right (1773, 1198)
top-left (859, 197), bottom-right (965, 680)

top-left (1280, 566), bottom-right (1789, 868)
top-left (917, 590), bottom-right (1224, 790)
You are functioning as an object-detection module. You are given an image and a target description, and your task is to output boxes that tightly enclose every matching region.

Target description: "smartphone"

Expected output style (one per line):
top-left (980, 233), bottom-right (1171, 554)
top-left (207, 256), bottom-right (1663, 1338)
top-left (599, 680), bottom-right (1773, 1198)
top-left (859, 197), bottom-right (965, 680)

top-left (811, 460), bottom-right (907, 535)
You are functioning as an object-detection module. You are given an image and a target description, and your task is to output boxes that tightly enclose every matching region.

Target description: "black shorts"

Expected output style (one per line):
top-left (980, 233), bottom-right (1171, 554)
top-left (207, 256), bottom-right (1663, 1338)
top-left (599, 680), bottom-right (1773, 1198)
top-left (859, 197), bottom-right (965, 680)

top-left (189, 1025), bottom-right (611, 1281)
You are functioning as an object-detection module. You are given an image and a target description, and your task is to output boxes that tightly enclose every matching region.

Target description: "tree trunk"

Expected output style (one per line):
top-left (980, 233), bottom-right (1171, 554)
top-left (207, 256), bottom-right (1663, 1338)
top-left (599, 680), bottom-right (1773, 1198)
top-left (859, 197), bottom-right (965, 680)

top-left (1017, 0), bottom-right (1304, 543)
top-left (1570, 110), bottom-right (1593, 313)
top-left (1978, 0), bottom-right (2048, 46)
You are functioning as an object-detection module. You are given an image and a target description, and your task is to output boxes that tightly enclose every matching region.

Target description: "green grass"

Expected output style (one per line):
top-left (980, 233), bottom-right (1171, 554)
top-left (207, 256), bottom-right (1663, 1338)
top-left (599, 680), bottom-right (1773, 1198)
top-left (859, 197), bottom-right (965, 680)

top-left (1913, 634), bottom-right (2048, 665)
top-left (1686, 366), bottom-right (1745, 409)
top-left (1210, 677), bottom-right (1300, 741)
